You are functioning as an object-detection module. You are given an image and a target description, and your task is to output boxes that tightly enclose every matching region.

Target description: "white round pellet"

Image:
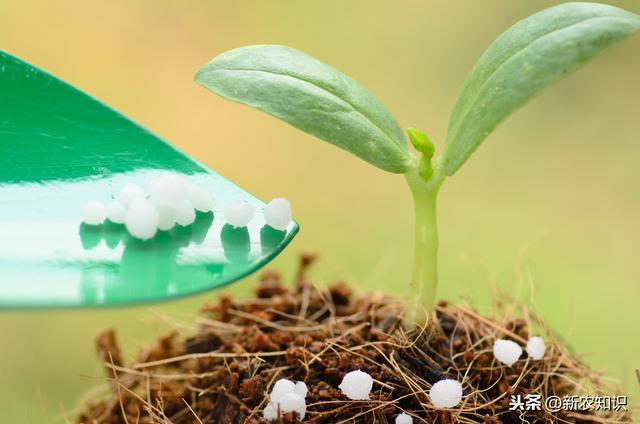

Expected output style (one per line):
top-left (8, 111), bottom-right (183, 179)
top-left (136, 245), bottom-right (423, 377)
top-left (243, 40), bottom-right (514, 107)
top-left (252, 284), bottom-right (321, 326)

top-left (338, 369), bottom-right (374, 400)
top-left (277, 392), bottom-right (306, 419)
top-left (294, 381), bottom-right (308, 398)
top-left (116, 184), bottom-right (145, 208)
top-left (188, 184), bottom-right (215, 212)
top-left (526, 336), bottom-right (546, 360)
top-left (224, 201), bottom-right (254, 228)
top-left (395, 412), bottom-right (413, 424)
top-left (175, 200), bottom-right (196, 227)
top-left (265, 379), bottom-right (307, 421)
top-left (264, 198), bottom-right (292, 231)
top-left (82, 201), bottom-right (106, 225)
top-left (270, 379), bottom-right (296, 402)
top-left (493, 339), bottom-right (523, 367)
top-left (125, 199), bottom-right (159, 241)
top-left (263, 402), bottom-right (277, 421)
top-left (429, 379), bottom-right (463, 408)
top-left (156, 205), bottom-right (177, 231)
top-left (106, 200), bottom-right (126, 224)
top-left (149, 173), bottom-right (188, 207)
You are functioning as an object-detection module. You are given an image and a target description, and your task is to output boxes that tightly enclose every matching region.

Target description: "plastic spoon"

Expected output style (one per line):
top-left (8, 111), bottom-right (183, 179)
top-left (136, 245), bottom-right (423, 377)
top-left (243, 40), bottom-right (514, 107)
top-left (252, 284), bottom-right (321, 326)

top-left (0, 50), bottom-right (298, 307)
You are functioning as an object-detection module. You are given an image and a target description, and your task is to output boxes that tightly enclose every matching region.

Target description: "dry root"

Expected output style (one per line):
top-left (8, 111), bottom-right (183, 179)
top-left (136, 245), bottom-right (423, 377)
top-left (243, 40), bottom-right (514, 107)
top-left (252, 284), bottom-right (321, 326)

top-left (76, 254), bottom-right (631, 423)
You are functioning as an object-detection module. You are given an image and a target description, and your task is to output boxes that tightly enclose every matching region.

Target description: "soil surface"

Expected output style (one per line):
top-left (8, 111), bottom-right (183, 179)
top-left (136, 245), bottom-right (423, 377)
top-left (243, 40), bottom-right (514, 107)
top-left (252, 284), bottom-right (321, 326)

top-left (77, 254), bottom-right (630, 423)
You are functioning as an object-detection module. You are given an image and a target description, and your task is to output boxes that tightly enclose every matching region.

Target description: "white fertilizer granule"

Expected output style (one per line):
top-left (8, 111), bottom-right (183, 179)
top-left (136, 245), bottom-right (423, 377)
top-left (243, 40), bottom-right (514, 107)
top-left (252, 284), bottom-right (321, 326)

top-left (263, 402), bottom-right (277, 420)
top-left (264, 198), bottom-right (292, 231)
top-left (82, 201), bottom-right (106, 225)
top-left (270, 379), bottom-right (296, 401)
top-left (188, 184), bottom-right (216, 212)
top-left (429, 379), bottom-right (463, 408)
top-left (294, 381), bottom-right (308, 398)
top-left (125, 199), bottom-right (160, 241)
top-left (224, 201), bottom-right (254, 228)
top-left (493, 339), bottom-right (523, 367)
top-left (395, 412), bottom-right (413, 424)
top-left (155, 205), bottom-right (177, 231)
top-left (149, 173), bottom-right (188, 207)
top-left (106, 200), bottom-right (126, 224)
top-left (175, 200), bottom-right (196, 227)
top-left (526, 336), bottom-right (546, 360)
top-left (264, 379), bottom-right (307, 421)
top-left (277, 392), bottom-right (306, 419)
top-left (338, 369), bottom-right (373, 400)
top-left (116, 184), bottom-right (145, 208)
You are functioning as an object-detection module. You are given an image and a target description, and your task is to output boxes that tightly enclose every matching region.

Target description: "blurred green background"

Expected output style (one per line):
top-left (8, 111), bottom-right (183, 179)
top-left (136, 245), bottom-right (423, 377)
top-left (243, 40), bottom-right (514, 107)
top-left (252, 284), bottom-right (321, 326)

top-left (1, 0), bottom-right (639, 421)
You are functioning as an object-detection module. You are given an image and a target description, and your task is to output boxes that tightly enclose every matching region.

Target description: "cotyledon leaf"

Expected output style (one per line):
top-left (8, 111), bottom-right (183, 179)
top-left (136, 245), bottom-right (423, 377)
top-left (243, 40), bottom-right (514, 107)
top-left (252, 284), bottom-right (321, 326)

top-left (442, 2), bottom-right (640, 176)
top-left (196, 45), bottom-right (413, 173)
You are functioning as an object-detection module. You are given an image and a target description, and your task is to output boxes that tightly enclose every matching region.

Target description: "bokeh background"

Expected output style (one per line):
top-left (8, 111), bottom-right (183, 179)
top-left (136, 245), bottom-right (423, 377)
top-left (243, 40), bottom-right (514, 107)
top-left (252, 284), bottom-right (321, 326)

top-left (1, 0), bottom-right (639, 421)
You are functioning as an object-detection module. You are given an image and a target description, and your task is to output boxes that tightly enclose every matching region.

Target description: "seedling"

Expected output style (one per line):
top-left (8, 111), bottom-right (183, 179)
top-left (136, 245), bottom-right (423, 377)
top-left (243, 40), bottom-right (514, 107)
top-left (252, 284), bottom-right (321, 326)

top-left (196, 3), bottom-right (640, 321)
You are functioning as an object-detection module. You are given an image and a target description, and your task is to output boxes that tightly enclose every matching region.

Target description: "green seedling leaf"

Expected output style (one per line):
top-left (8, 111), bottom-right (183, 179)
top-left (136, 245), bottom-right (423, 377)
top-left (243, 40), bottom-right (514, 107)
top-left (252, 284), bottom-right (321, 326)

top-left (442, 2), bottom-right (640, 176)
top-left (196, 45), bottom-right (413, 173)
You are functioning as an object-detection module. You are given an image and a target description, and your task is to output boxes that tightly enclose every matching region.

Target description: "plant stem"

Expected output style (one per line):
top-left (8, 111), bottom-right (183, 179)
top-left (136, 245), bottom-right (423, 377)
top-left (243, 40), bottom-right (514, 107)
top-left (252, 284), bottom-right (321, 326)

top-left (405, 161), bottom-right (445, 323)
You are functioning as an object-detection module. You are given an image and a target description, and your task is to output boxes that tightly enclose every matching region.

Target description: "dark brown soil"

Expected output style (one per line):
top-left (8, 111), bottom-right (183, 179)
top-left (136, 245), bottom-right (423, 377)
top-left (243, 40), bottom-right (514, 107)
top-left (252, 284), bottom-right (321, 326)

top-left (77, 254), bottom-right (631, 423)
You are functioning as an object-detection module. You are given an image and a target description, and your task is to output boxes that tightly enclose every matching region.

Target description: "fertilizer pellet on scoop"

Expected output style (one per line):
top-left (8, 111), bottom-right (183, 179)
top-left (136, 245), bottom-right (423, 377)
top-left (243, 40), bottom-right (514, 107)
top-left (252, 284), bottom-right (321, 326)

top-left (156, 205), bottom-right (177, 231)
top-left (81, 174), bottom-right (292, 241)
top-left (224, 201), bottom-right (255, 228)
top-left (116, 184), bottom-right (145, 208)
top-left (106, 200), bottom-right (126, 224)
top-left (82, 201), bottom-right (106, 225)
top-left (125, 199), bottom-right (160, 241)
top-left (175, 200), bottom-right (196, 227)
top-left (149, 173), bottom-right (188, 206)
top-left (188, 184), bottom-right (216, 212)
top-left (264, 198), bottom-right (292, 231)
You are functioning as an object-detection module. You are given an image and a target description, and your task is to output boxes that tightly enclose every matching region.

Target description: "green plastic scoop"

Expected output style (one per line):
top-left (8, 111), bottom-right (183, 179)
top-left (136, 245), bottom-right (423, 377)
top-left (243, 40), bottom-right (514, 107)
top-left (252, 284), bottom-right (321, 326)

top-left (0, 51), bottom-right (298, 308)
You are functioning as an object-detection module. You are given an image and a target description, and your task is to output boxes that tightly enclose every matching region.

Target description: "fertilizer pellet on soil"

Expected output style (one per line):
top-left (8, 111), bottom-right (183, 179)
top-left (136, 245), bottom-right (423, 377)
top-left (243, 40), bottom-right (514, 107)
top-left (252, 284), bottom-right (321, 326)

top-left (526, 336), bottom-right (546, 360)
top-left (264, 378), bottom-right (307, 421)
top-left (493, 339), bottom-right (523, 366)
top-left (395, 412), bottom-right (413, 424)
top-left (429, 379), bottom-right (463, 408)
top-left (339, 369), bottom-right (374, 400)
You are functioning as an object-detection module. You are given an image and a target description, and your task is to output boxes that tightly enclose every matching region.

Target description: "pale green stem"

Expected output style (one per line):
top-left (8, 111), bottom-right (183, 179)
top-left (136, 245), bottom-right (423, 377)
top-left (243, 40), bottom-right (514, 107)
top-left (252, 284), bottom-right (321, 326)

top-left (405, 161), bottom-right (445, 323)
